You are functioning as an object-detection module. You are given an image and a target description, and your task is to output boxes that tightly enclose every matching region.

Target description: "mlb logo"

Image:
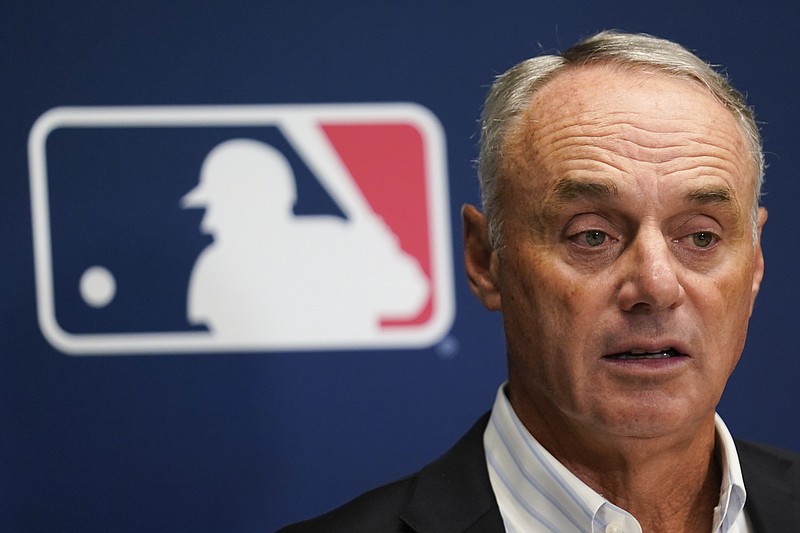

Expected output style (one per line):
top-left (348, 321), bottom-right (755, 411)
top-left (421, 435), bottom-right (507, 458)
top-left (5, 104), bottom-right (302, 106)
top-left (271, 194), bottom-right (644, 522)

top-left (29, 104), bottom-right (454, 354)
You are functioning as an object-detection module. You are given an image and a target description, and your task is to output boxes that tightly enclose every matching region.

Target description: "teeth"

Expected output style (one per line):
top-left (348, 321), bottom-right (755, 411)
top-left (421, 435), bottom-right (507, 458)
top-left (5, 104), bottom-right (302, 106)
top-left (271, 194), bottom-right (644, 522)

top-left (629, 347), bottom-right (671, 355)
top-left (610, 348), bottom-right (677, 360)
top-left (616, 352), bottom-right (670, 359)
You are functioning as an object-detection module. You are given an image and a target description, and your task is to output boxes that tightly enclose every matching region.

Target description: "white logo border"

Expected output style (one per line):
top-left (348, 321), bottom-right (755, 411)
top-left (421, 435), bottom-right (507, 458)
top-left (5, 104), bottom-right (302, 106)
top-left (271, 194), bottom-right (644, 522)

top-left (29, 104), bottom-right (455, 355)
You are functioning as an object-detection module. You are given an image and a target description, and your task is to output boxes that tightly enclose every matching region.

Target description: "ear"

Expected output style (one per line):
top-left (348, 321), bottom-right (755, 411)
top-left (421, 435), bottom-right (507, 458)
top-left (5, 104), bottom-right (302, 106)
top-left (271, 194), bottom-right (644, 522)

top-left (750, 207), bottom-right (767, 314)
top-left (462, 204), bottom-right (501, 310)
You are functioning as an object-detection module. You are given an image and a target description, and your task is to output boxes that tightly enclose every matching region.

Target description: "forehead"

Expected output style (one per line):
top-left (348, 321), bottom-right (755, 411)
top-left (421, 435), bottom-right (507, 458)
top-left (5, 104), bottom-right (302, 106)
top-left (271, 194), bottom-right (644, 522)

top-left (501, 64), bottom-right (755, 204)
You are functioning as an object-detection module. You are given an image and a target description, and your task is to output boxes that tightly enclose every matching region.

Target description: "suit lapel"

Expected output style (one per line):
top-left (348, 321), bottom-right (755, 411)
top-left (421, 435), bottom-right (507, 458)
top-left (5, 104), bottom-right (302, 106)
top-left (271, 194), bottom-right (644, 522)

top-left (737, 439), bottom-right (800, 532)
top-left (399, 413), bottom-right (505, 533)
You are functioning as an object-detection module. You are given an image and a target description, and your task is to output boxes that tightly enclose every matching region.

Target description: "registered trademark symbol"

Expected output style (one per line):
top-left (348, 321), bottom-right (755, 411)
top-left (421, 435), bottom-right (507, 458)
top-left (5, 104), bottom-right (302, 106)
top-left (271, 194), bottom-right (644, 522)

top-left (436, 335), bottom-right (460, 359)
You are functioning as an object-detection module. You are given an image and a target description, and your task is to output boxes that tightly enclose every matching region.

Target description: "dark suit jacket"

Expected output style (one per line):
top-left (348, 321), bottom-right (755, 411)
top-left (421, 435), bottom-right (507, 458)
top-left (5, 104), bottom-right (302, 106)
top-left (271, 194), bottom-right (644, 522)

top-left (279, 413), bottom-right (800, 532)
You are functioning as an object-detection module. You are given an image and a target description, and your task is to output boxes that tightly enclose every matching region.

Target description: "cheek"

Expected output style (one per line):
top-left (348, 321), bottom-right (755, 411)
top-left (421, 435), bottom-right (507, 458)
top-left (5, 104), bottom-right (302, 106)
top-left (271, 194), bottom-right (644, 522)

top-left (720, 276), bottom-right (754, 354)
top-left (687, 265), bottom-right (755, 368)
top-left (500, 250), bottom-right (602, 357)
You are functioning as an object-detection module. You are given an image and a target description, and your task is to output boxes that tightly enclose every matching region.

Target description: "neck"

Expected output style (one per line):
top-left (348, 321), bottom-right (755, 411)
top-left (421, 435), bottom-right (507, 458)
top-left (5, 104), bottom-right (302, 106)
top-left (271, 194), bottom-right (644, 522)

top-left (510, 391), bottom-right (722, 533)
top-left (569, 438), bottom-right (722, 533)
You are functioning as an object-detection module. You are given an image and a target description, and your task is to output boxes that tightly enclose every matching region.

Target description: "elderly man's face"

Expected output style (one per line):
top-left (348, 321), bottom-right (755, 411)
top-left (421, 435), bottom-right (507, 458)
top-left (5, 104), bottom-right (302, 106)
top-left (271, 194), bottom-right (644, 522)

top-left (465, 64), bottom-right (766, 442)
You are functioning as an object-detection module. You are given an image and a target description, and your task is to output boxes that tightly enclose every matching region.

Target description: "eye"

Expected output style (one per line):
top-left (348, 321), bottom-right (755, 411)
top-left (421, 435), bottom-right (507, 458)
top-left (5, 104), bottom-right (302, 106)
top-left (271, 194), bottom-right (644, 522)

top-left (564, 214), bottom-right (618, 252)
top-left (578, 230), bottom-right (607, 247)
top-left (690, 231), bottom-right (717, 248)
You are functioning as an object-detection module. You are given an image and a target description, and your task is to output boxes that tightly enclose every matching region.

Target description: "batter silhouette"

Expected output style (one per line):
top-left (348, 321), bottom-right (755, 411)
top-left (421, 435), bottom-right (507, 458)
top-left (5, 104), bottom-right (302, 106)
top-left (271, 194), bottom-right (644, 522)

top-left (182, 138), bottom-right (429, 344)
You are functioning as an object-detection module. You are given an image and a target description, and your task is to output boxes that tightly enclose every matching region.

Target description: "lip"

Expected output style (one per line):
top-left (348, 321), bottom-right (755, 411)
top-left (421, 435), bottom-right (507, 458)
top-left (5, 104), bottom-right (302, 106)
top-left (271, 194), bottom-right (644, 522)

top-left (603, 339), bottom-right (691, 359)
top-left (600, 340), bottom-right (691, 375)
top-left (599, 358), bottom-right (689, 386)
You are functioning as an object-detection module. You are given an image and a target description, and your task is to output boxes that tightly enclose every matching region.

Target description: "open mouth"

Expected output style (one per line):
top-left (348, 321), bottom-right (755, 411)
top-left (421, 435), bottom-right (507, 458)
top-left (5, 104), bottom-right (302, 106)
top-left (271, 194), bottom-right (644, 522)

top-left (605, 348), bottom-right (683, 360)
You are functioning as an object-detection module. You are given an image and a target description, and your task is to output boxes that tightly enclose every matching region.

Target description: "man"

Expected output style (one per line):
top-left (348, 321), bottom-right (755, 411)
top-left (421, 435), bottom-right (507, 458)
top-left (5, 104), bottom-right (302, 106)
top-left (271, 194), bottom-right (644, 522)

top-left (280, 30), bottom-right (800, 532)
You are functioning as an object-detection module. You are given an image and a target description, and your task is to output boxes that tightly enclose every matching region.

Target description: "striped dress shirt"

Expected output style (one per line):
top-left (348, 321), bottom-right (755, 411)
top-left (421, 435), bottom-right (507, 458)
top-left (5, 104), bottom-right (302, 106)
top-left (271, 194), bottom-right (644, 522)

top-left (484, 385), bottom-right (751, 533)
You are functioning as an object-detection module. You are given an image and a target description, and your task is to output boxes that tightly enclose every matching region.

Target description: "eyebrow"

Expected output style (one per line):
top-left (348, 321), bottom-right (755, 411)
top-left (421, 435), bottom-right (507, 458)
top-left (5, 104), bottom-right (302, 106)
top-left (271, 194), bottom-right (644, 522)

top-left (543, 177), bottom-right (619, 205)
top-left (684, 185), bottom-right (736, 206)
top-left (552, 178), bottom-right (618, 200)
top-left (683, 185), bottom-right (745, 227)
top-left (536, 177), bottom-right (619, 222)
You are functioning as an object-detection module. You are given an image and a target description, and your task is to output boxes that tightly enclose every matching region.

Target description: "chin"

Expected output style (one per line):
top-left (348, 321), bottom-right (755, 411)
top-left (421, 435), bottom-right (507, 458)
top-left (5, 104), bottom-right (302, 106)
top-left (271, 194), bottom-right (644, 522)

top-left (591, 395), bottom-right (708, 440)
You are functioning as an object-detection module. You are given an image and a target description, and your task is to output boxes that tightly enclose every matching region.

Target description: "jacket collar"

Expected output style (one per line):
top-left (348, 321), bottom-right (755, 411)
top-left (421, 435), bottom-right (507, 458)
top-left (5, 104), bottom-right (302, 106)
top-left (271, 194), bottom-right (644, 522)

top-left (399, 413), bottom-right (504, 532)
top-left (737, 439), bottom-right (800, 532)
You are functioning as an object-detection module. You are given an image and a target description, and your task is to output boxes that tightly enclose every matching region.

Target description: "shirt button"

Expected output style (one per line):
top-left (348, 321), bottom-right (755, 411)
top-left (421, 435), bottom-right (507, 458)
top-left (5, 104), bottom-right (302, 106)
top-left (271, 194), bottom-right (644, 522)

top-left (606, 523), bottom-right (624, 533)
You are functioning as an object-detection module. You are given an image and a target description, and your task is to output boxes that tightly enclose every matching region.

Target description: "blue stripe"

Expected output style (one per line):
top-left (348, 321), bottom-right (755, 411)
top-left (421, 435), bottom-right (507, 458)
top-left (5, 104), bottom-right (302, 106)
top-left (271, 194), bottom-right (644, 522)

top-left (506, 407), bottom-right (595, 521)
top-left (723, 486), bottom-right (746, 530)
top-left (486, 443), bottom-right (564, 533)
top-left (489, 416), bottom-right (587, 532)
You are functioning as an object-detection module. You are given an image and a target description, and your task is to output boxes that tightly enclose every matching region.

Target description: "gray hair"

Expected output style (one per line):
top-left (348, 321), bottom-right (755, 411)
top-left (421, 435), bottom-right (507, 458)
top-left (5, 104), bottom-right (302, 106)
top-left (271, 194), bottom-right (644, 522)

top-left (477, 30), bottom-right (764, 247)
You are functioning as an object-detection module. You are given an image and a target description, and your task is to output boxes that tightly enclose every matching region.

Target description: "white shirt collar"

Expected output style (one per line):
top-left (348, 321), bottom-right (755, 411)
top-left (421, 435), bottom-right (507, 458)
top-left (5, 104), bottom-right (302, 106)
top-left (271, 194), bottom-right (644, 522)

top-left (484, 384), bottom-right (750, 533)
top-left (714, 412), bottom-right (748, 531)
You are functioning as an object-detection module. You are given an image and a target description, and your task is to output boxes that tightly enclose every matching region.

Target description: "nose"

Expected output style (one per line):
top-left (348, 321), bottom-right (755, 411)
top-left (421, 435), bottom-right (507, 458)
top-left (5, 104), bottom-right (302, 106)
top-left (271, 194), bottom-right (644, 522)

top-left (617, 230), bottom-right (685, 313)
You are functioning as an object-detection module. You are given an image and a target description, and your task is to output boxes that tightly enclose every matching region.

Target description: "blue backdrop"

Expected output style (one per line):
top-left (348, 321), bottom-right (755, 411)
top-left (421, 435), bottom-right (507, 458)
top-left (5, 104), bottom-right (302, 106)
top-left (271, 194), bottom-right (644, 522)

top-left (3, 2), bottom-right (799, 531)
